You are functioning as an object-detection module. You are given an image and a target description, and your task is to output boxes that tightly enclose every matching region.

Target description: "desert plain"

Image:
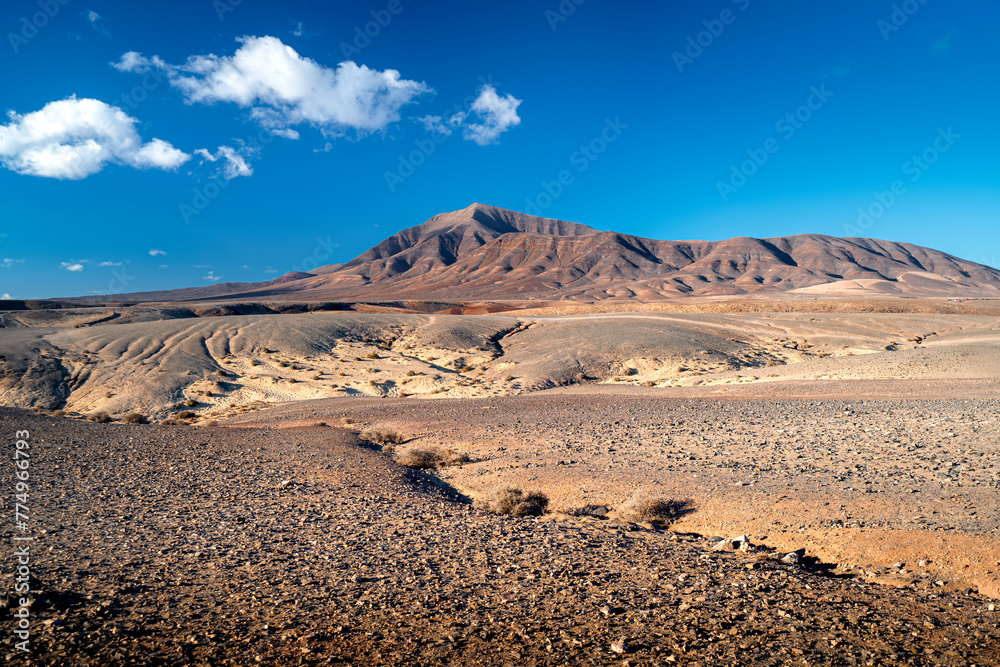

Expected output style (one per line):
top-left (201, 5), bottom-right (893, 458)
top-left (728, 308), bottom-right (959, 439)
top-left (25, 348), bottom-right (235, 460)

top-left (2, 296), bottom-right (1000, 666)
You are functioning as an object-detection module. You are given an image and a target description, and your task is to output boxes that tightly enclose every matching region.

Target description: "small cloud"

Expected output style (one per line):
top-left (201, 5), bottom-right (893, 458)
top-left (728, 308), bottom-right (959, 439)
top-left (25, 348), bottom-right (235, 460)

top-left (195, 146), bottom-right (253, 179)
top-left (61, 262), bottom-right (84, 272)
top-left (418, 115), bottom-right (456, 136)
top-left (157, 264), bottom-right (168, 269)
top-left (263, 267), bottom-right (278, 274)
top-left (462, 85), bottom-right (522, 145)
top-left (149, 249), bottom-right (166, 256)
top-left (203, 271), bottom-right (222, 282)
top-left (98, 260), bottom-right (122, 267)
top-left (1, 258), bottom-right (25, 268)
top-left (1, 293), bottom-right (11, 299)
top-left (313, 142), bottom-right (333, 153)
top-left (933, 29), bottom-right (954, 55)
top-left (192, 264), bottom-right (210, 269)
top-left (291, 21), bottom-right (314, 38)
top-left (242, 265), bottom-right (250, 270)
top-left (271, 128), bottom-right (300, 140)
top-left (83, 9), bottom-right (109, 36)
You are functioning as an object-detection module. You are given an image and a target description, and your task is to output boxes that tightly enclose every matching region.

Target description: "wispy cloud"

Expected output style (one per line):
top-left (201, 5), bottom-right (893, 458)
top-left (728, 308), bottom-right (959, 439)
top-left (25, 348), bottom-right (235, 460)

top-left (195, 146), bottom-right (253, 179)
top-left (203, 271), bottom-right (222, 282)
top-left (83, 9), bottom-right (109, 36)
top-left (0, 97), bottom-right (190, 180)
top-left (61, 262), bottom-right (84, 272)
top-left (1, 258), bottom-right (24, 268)
top-left (148, 249), bottom-right (166, 256)
top-left (112, 36), bottom-right (430, 138)
top-left (98, 260), bottom-right (122, 267)
top-left (420, 86), bottom-right (523, 145)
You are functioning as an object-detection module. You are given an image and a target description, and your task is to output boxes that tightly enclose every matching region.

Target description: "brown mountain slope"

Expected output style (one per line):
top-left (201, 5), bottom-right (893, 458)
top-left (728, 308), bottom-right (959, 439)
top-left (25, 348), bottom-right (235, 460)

top-left (62, 203), bottom-right (1000, 303)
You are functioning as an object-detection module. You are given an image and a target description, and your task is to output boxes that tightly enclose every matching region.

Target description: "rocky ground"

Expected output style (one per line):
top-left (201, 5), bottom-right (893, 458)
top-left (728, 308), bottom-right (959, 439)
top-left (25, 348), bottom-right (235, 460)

top-left (229, 390), bottom-right (1000, 600)
top-left (2, 408), bottom-right (998, 666)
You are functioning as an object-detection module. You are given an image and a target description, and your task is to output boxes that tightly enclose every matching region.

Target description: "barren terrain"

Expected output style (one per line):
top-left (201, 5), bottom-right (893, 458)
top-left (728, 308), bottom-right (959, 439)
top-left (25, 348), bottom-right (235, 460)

top-left (2, 297), bottom-right (999, 665)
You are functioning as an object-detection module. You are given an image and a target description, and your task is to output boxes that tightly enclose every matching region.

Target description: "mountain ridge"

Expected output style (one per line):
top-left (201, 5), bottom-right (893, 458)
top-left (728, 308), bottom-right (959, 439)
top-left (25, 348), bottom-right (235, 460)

top-left (57, 204), bottom-right (1000, 303)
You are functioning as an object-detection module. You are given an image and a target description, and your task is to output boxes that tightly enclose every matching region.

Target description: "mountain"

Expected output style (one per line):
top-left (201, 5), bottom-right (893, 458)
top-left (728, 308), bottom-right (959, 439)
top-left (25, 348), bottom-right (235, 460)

top-left (60, 203), bottom-right (1000, 304)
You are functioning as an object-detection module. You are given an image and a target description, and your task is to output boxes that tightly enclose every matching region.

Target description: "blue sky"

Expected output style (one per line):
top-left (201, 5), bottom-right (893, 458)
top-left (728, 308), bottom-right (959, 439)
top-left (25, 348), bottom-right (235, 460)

top-left (1, 0), bottom-right (998, 298)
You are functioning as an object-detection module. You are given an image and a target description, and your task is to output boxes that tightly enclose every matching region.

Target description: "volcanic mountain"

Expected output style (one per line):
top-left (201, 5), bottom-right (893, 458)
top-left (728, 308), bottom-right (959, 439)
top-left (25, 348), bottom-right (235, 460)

top-left (67, 203), bottom-right (1000, 304)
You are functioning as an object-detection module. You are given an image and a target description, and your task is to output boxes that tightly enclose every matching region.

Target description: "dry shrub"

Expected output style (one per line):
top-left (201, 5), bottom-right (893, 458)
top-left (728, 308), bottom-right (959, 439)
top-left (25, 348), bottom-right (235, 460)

top-left (121, 412), bottom-right (149, 424)
top-left (398, 448), bottom-right (441, 469)
top-left (87, 412), bottom-right (112, 423)
top-left (396, 446), bottom-right (471, 470)
top-left (359, 429), bottom-right (404, 445)
top-left (618, 490), bottom-right (694, 523)
top-left (184, 399), bottom-right (198, 407)
top-left (459, 365), bottom-right (474, 373)
top-left (365, 351), bottom-right (380, 360)
top-left (475, 487), bottom-right (549, 517)
top-left (176, 411), bottom-right (196, 419)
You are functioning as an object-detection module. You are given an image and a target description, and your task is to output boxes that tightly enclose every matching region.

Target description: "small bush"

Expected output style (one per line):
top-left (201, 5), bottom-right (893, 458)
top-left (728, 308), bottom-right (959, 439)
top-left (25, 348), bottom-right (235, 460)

top-left (359, 429), bottom-right (403, 445)
top-left (177, 411), bottom-right (196, 419)
top-left (382, 443), bottom-right (396, 455)
top-left (214, 370), bottom-right (227, 377)
top-left (184, 399), bottom-right (197, 407)
top-left (459, 365), bottom-right (474, 373)
top-left (87, 412), bottom-right (112, 423)
top-left (276, 361), bottom-right (287, 368)
top-left (618, 490), bottom-right (694, 523)
top-left (476, 487), bottom-right (549, 517)
top-left (248, 359), bottom-right (259, 366)
top-left (121, 412), bottom-right (149, 424)
top-left (398, 448), bottom-right (441, 469)
top-left (405, 370), bottom-right (418, 377)
top-left (313, 421), bottom-right (328, 427)
top-left (365, 351), bottom-right (380, 360)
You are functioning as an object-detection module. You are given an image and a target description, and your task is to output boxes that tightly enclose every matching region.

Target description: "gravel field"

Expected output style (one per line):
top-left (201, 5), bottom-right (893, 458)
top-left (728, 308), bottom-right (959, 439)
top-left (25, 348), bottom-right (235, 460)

top-left (5, 408), bottom-right (997, 666)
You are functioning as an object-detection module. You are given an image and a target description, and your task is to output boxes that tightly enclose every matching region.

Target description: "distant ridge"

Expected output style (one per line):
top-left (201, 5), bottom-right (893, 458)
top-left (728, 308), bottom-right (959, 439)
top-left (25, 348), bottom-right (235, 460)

top-left (61, 203), bottom-right (1000, 303)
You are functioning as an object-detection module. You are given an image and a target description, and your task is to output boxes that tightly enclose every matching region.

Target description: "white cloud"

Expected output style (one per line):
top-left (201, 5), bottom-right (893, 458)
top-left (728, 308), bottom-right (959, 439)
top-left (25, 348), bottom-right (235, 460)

top-left (1, 293), bottom-right (11, 300)
top-left (157, 264), bottom-right (168, 269)
top-left (462, 85), bottom-right (522, 146)
top-left (114, 36), bottom-right (430, 136)
top-left (0, 97), bottom-right (190, 179)
top-left (61, 262), bottom-right (84, 272)
top-left (1, 258), bottom-right (24, 268)
top-left (203, 271), bottom-right (222, 282)
top-left (418, 115), bottom-right (455, 136)
top-left (270, 127), bottom-right (299, 140)
top-left (98, 261), bottom-right (122, 267)
top-left (195, 145), bottom-right (253, 179)
top-left (148, 249), bottom-right (166, 256)
top-left (84, 9), bottom-right (109, 36)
